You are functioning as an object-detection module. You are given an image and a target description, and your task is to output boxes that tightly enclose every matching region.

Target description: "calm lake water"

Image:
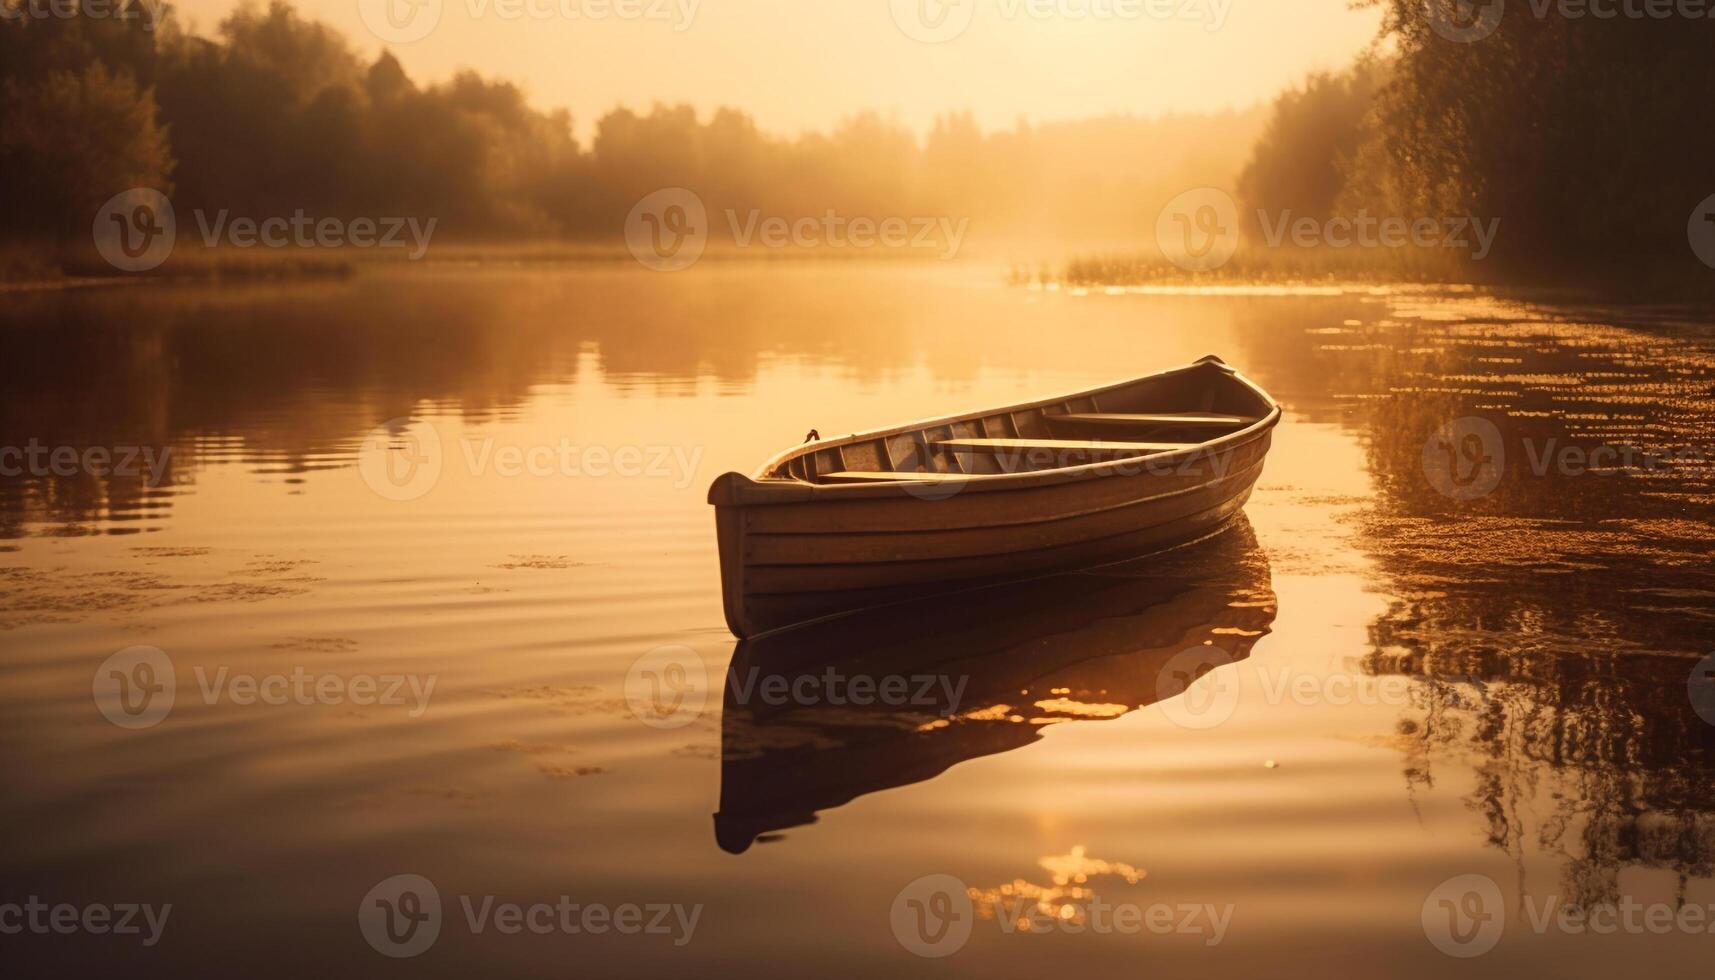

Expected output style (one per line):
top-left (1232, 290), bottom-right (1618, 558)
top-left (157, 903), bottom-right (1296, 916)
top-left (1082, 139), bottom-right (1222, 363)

top-left (3, 264), bottom-right (1713, 977)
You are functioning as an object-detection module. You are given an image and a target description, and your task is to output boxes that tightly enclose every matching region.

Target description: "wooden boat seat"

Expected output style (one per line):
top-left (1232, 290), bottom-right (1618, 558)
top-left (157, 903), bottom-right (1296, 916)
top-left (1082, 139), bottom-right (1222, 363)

top-left (819, 471), bottom-right (972, 484)
top-left (1051, 413), bottom-right (1256, 428)
top-left (935, 438), bottom-right (1190, 455)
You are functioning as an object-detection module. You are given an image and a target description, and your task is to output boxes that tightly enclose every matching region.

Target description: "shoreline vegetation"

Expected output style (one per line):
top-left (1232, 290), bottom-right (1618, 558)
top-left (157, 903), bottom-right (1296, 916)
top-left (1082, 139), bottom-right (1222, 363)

top-left (3, 1), bottom-right (1711, 299)
top-left (3, 241), bottom-right (1710, 309)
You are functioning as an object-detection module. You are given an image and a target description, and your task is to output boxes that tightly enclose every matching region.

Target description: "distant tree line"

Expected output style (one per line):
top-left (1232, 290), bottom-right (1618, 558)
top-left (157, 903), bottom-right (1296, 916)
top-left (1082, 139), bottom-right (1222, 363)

top-left (1240, 1), bottom-right (1715, 288)
top-left (0, 0), bottom-right (1264, 252)
top-left (11, 1), bottom-right (1704, 288)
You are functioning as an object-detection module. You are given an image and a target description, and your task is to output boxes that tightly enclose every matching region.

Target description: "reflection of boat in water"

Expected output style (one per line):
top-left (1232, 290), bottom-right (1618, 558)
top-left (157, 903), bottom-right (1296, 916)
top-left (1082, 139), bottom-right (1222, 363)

top-left (714, 519), bottom-right (1276, 854)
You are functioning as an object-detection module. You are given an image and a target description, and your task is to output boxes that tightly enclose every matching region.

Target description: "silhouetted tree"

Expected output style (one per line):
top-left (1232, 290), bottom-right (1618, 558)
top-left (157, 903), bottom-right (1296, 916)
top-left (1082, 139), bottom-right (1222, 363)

top-left (1238, 59), bottom-right (1386, 229)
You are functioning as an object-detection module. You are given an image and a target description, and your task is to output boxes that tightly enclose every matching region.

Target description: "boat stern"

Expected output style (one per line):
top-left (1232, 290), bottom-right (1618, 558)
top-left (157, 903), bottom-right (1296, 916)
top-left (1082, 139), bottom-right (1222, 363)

top-left (709, 472), bottom-right (763, 638)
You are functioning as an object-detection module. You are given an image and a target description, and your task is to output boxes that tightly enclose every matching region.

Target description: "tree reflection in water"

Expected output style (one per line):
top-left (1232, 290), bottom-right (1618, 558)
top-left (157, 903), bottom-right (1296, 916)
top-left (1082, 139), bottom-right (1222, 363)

top-left (1309, 295), bottom-right (1715, 907)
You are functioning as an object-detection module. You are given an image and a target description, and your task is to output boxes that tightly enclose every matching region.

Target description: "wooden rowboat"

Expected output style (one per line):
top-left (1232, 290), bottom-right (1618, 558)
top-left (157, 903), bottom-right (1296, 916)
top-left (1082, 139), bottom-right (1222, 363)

top-left (707, 355), bottom-right (1281, 638)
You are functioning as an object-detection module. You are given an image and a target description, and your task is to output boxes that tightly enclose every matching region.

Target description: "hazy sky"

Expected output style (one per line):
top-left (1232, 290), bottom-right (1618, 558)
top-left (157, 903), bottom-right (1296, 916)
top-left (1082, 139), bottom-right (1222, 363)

top-left (172, 0), bottom-right (1383, 137)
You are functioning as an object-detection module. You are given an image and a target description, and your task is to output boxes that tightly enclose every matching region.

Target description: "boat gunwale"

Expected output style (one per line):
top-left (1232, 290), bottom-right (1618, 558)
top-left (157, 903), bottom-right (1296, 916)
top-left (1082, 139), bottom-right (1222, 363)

top-left (710, 357), bottom-right (1281, 506)
top-left (742, 449), bottom-right (1270, 543)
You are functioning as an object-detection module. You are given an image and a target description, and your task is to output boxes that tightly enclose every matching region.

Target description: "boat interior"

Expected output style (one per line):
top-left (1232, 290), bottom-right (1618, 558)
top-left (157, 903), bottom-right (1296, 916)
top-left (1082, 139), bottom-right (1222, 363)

top-left (765, 361), bottom-right (1273, 485)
